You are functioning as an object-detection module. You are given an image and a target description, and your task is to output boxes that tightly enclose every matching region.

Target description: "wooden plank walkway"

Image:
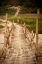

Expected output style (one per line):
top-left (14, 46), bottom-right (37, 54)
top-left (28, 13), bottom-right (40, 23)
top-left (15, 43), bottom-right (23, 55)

top-left (2, 23), bottom-right (36, 64)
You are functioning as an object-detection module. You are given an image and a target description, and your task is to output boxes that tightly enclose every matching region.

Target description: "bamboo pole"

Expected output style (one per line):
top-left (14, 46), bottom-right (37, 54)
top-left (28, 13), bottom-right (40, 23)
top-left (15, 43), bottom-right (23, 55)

top-left (4, 13), bottom-right (8, 47)
top-left (36, 9), bottom-right (40, 64)
top-left (36, 9), bottom-right (40, 50)
top-left (5, 13), bottom-right (8, 32)
top-left (23, 23), bottom-right (26, 33)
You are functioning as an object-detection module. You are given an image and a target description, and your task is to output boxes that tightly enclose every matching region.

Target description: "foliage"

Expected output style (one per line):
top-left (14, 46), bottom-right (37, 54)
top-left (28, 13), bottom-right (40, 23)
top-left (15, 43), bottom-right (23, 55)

top-left (0, 0), bottom-right (42, 9)
top-left (19, 7), bottom-right (37, 14)
top-left (0, 7), bottom-right (16, 15)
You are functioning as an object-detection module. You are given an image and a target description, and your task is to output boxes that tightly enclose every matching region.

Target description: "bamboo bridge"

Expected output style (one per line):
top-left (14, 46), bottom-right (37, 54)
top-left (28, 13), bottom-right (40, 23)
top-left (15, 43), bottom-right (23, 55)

top-left (0, 21), bottom-right (37, 64)
top-left (0, 9), bottom-right (42, 64)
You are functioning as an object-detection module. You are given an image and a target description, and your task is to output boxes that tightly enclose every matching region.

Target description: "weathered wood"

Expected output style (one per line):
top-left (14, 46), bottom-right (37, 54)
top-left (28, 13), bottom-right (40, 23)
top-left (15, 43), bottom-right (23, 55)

top-left (4, 13), bottom-right (8, 47)
top-left (35, 10), bottom-right (39, 64)
top-left (5, 13), bottom-right (8, 32)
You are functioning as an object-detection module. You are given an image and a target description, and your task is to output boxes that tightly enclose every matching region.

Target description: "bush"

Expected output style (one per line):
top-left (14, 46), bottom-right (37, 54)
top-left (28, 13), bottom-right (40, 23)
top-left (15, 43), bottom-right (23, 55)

top-left (0, 7), bottom-right (16, 15)
top-left (19, 6), bottom-right (37, 14)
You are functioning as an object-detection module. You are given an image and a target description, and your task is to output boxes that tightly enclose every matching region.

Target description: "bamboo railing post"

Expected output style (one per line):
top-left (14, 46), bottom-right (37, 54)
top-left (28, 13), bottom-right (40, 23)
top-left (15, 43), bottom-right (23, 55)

top-left (23, 23), bottom-right (25, 33)
top-left (4, 13), bottom-right (8, 47)
top-left (36, 9), bottom-right (39, 47)
top-left (5, 13), bottom-right (8, 32)
top-left (23, 23), bottom-right (26, 37)
top-left (36, 9), bottom-right (40, 64)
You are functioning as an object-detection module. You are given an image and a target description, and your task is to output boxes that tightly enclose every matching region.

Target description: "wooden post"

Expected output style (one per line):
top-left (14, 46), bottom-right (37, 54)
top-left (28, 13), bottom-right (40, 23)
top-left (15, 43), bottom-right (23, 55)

top-left (4, 13), bottom-right (8, 47)
top-left (23, 23), bottom-right (26, 38)
top-left (5, 13), bottom-right (8, 32)
top-left (36, 9), bottom-right (39, 48)
top-left (36, 9), bottom-right (40, 64)
top-left (23, 23), bottom-right (25, 33)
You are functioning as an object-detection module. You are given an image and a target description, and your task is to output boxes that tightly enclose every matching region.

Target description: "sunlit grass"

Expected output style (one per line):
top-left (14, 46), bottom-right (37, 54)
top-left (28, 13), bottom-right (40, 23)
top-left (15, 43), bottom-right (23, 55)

top-left (0, 25), bottom-right (4, 28)
top-left (9, 14), bottom-right (42, 34)
top-left (9, 17), bottom-right (36, 32)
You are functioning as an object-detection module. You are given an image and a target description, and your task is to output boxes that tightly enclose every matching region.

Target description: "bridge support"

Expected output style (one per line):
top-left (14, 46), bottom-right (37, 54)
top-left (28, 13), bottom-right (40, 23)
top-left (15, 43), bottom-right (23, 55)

top-left (4, 13), bottom-right (8, 47)
top-left (23, 23), bottom-right (26, 35)
top-left (36, 9), bottom-right (40, 54)
top-left (36, 9), bottom-right (39, 50)
top-left (36, 9), bottom-right (40, 64)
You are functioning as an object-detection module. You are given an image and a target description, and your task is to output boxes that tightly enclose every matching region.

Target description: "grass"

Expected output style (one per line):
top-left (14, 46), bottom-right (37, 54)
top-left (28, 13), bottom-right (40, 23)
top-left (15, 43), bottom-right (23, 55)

top-left (0, 6), bottom-right (42, 34)
top-left (38, 14), bottom-right (42, 34)
top-left (18, 14), bottom-right (37, 18)
top-left (9, 14), bottom-right (42, 34)
top-left (9, 17), bottom-right (36, 32)
top-left (0, 25), bottom-right (4, 28)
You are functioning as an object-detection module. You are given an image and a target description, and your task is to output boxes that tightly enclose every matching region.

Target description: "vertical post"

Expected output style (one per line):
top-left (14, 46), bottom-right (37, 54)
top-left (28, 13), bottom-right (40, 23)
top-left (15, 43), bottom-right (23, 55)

top-left (23, 23), bottom-right (26, 37)
top-left (5, 13), bottom-right (8, 32)
top-left (4, 13), bottom-right (8, 47)
top-left (36, 9), bottom-right (39, 48)
top-left (36, 9), bottom-right (40, 64)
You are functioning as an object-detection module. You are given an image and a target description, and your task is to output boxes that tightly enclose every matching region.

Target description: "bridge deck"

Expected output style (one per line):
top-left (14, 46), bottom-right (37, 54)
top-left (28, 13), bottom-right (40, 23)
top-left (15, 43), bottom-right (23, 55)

top-left (1, 23), bottom-right (36, 64)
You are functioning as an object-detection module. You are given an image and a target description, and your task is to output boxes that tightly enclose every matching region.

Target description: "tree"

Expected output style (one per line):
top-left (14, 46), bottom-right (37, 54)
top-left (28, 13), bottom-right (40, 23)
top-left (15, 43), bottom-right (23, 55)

top-left (0, 0), bottom-right (42, 8)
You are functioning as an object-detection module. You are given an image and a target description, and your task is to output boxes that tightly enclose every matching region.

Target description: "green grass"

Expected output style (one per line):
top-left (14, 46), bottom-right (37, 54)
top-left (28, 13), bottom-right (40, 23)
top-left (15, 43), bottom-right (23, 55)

top-left (0, 6), bottom-right (42, 34)
top-left (9, 17), bottom-right (36, 32)
top-left (38, 14), bottom-right (42, 33)
top-left (9, 14), bottom-right (42, 34)
top-left (0, 25), bottom-right (4, 28)
top-left (18, 14), bottom-right (37, 18)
